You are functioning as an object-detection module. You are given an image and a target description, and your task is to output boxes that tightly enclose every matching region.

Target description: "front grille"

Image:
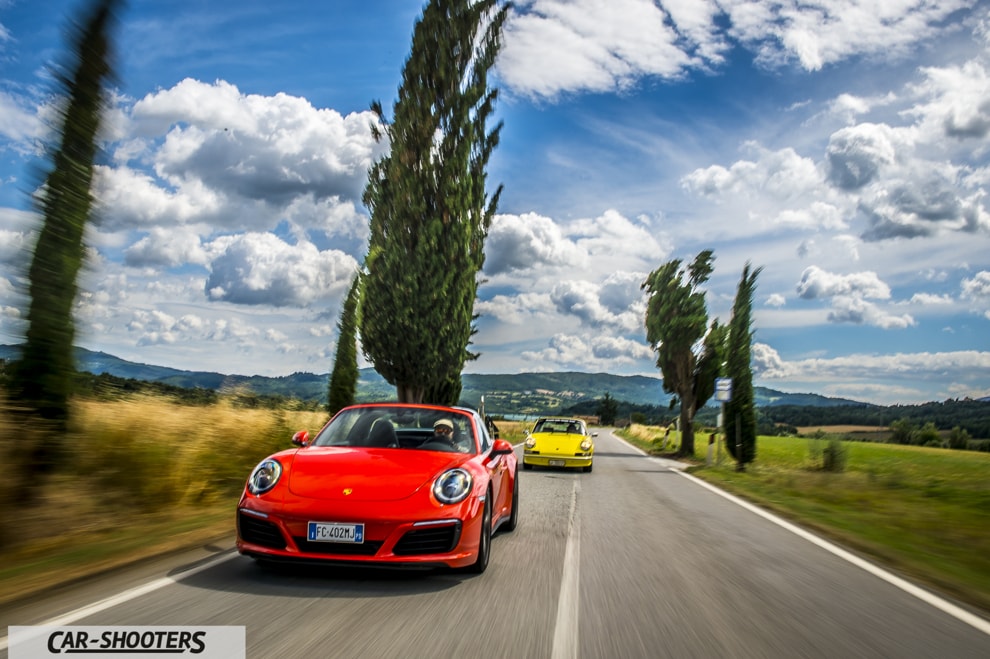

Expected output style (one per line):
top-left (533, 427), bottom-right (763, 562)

top-left (294, 537), bottom-right (383, 556)
top-left (238, 512), bottom-right (286, 550)
top-left (393, 523), bottom-right (461, 556)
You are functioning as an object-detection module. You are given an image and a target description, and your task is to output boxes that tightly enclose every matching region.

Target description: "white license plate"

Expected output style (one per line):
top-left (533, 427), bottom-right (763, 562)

top-left (307, 522), bottom-right (365, 543)
top-left (548, 459), bottom-right (565, 467)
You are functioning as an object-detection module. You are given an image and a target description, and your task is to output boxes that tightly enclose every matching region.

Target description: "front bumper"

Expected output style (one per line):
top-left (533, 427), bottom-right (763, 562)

top-left (522, 452), bottom-right (593, 468)
top-left (236, 494), bottom-right (484, 569)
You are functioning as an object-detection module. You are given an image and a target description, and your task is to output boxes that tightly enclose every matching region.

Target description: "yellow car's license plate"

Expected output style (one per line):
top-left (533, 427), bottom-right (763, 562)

top-left (548, 459), bottom-right (565, 467)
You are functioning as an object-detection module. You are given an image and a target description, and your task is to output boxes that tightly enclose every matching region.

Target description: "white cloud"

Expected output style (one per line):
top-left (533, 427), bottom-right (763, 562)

top-left (205, 233), bottom-right (357, 307)
top-left (500, 0), bottom-right (970, 99)
top-left (484, 212), bottom-right (585, 275)
top-left (796, 266), bottom-right (890, 300)
top-left (961, 270), bottom-right (990, 298)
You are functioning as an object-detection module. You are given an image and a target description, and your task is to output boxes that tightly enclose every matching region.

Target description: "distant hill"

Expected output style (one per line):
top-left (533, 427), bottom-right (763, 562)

top-left (0, 344), bottom-right (866, 414)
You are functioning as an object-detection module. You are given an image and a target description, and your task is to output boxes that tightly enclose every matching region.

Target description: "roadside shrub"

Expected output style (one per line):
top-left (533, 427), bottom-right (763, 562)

top-left (822, 437), bottom-right (848, 472)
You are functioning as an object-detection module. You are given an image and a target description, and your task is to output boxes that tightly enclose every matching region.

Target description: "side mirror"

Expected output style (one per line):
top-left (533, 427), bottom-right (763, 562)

top-left (592, 432), bottom-right (599, 438)
top-left (491, 439), bottom-right (514, 455)
top-left (291, 430), bottom-right (310, 446)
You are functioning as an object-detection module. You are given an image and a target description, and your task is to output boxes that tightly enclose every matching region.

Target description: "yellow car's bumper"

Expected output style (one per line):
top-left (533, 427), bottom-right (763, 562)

top-left (522, 452), bottom-right (593, 469)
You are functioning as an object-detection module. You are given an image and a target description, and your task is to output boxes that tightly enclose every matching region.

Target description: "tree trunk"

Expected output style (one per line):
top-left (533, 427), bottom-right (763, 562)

top-left (678, 387), bottom-right (696, 457)
top-left (396, 383), bottom-right (425, 404)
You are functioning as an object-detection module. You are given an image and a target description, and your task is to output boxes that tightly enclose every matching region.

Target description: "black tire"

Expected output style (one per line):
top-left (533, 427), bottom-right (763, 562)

top-left (502, 469), bottom-right (519, 533)
top-left (522, 461), bottom-right (533, 470)
top-left (583, 462), bottom-right (593, 473)
top-left (466, 492), bottom-right (492, 574)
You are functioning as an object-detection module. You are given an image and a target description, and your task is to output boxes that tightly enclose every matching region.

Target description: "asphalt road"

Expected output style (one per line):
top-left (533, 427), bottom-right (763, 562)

top-left (3, 430), bottom-right (988, 658)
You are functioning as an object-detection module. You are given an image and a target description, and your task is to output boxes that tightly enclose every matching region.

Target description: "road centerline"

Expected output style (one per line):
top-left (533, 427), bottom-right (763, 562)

top-left (551, 478), bottom-right (581, 659)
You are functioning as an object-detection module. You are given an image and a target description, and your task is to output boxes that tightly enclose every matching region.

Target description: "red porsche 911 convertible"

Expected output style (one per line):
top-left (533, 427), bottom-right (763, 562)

top-left (236, 403), bottom-right (519, 573)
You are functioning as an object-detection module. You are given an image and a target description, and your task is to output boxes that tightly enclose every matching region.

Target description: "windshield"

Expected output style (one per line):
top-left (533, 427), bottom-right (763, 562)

top-left (533, 418), bottom-right (583, 434)
top-left (310, 406), bottom-right (477, 454)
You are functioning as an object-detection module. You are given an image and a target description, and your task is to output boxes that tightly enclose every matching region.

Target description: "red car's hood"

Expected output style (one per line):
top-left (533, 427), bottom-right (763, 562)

top-left (287, 447), bottom-right (468, 501)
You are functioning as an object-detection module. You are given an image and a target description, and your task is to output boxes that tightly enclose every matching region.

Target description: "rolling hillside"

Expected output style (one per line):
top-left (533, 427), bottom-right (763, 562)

top-left (0, 344), bottom-right (865, 414)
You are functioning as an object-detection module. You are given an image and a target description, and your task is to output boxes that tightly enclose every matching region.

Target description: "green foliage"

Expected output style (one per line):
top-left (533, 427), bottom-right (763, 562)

top-left (642, 250), bottom-right (722, 456)
top-left (9, 0), bottom-right (121, 496)
top-left (821, 437), bottom-right (848, 472)
top-left (723, 263), bottom-right (762, 466)
top-left (596, 392), bottom-right (619, 425)
top-left (916, 421), bottom-right (942, 447)
top-left (360, 0), bottom-right (508, 403)
top-left (763, 400), bottom-right (990, 439)
top-left (949, 426), bottom-right (971, 450)
top-left (327, 274), bottom-right (361, 414)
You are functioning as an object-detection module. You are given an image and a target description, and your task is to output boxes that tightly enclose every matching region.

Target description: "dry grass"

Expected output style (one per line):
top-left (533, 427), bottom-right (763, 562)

top-left (0, 396), bottom-right (329, 605)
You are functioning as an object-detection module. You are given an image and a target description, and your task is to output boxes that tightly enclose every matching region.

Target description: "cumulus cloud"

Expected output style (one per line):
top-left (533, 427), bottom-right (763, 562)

top-left (124, 227), bottom-right (209, 267)
top-left (520, 332), bottom-right (652, 370)
top-left (827, 296), bottom-right (915, 329)
top-left (825, 123), bottom-right (898, 190)
top-left (205, 233), bottom-right (357, 306)
top-left (756, 345), bottom-right (990, 383)
top-left (961, 270), bottom-right (990, 298)
top-left (484, 212), bottom-right (585, 275)
top-left (97, 79), bottom-right (381, 237)
top-left (681, 145), bottom-right (821, 202)
top-left (796, 266), bottom-right (890, 300)
top-left (500, 0), bottom-right (705, 99)
top-left (500, 0), bottom-right (969, 99)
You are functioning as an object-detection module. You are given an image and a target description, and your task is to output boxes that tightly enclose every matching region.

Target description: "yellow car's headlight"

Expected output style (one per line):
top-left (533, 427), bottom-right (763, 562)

top-left (580, 439), bottom-right (592, 451)
top-left (524, 436), bottom-right (536, 448)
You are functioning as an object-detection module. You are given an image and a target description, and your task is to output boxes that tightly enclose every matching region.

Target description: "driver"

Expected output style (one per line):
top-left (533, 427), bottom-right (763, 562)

top-left (433, 418), bottom-right (463, 452)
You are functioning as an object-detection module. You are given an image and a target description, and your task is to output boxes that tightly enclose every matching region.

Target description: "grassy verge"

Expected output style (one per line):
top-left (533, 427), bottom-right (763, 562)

top-left (0, 397), bottom-right (329, 606)
top-left (619, 424), bottom-right (990, 613)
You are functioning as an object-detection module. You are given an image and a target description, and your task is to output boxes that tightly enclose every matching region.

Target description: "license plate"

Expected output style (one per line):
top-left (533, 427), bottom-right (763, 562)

top-left (308, 522), bottom-right (365, 543)
top-left (548, 459), bottom-right (565, 467)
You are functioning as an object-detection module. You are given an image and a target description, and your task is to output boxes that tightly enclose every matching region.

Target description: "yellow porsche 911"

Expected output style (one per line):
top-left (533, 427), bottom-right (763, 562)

top-left (522, 417), bottom-right (596, 472)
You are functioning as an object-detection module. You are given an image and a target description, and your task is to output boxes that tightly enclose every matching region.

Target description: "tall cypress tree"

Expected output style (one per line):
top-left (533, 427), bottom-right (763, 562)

top-left (724, 262), bottom-right (762, 469)
top-left (360, 0), bottom-right (508, 404)
top-left (326, 274), bottom-right (361, 415)
top-left (12, 0), bottom-right (121, 487)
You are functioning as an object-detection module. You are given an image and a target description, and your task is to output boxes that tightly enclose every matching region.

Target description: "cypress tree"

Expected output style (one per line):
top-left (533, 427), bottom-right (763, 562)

top-left (360, 0), bottom-right (508, 404)
top-left (11, 0), bottom-right (121, 488)
top-left (326, 274), bottom-right (361, 415)
top-left (724, 262), bottom-right (762, 469)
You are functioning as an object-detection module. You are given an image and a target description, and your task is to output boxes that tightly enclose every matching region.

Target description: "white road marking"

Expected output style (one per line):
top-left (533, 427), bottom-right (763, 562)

top-left (551, 478), bottom-right (581, 659)
top-left (611, 429), bottom-right (990, 637)
top-left (0, 551), bottom-right (238, 651)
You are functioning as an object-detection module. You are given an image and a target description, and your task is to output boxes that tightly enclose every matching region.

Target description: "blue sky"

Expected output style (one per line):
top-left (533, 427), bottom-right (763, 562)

top-left (1, 0), bottom-right (989, 405)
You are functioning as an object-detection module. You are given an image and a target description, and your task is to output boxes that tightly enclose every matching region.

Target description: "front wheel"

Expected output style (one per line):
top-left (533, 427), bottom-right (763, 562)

top-left (502, 469), bottom-right (519, 532)
top-left (466, 492), bottom-right (492, 574)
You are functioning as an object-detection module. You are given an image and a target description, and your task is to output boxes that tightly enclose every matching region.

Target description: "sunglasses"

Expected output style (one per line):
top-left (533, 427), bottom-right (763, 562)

top-left (435, 426), bottom-right (453, 434)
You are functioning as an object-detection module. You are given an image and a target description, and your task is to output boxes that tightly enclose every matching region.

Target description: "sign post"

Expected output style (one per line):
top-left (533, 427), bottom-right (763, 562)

top-left (714, 378), bottom-right (732, 467)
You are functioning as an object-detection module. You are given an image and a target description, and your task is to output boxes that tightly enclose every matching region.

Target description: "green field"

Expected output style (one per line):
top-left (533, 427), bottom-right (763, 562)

top-left (620, 425), bottom-right (990, 613)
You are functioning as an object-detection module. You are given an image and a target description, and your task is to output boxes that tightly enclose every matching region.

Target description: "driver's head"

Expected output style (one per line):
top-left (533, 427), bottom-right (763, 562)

top-left (433, 418), bottom-right (454, 436)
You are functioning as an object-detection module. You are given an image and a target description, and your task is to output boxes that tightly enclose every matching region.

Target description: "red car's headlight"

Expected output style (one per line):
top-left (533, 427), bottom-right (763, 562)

top-left (248, 458), bottom-right (282, 495)
top-left (433, 468), bottom-right (472, 504)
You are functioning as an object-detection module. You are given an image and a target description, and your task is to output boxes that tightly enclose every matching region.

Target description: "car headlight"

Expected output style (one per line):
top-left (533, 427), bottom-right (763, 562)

top-left (524, 436), bottom-right (536, 448)
top-left (248, 458), bottom-right (282, 495)
top-left (433, 468), bottom-right (473, 504)
top-left (580, 439), bottom-right (592, 451)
